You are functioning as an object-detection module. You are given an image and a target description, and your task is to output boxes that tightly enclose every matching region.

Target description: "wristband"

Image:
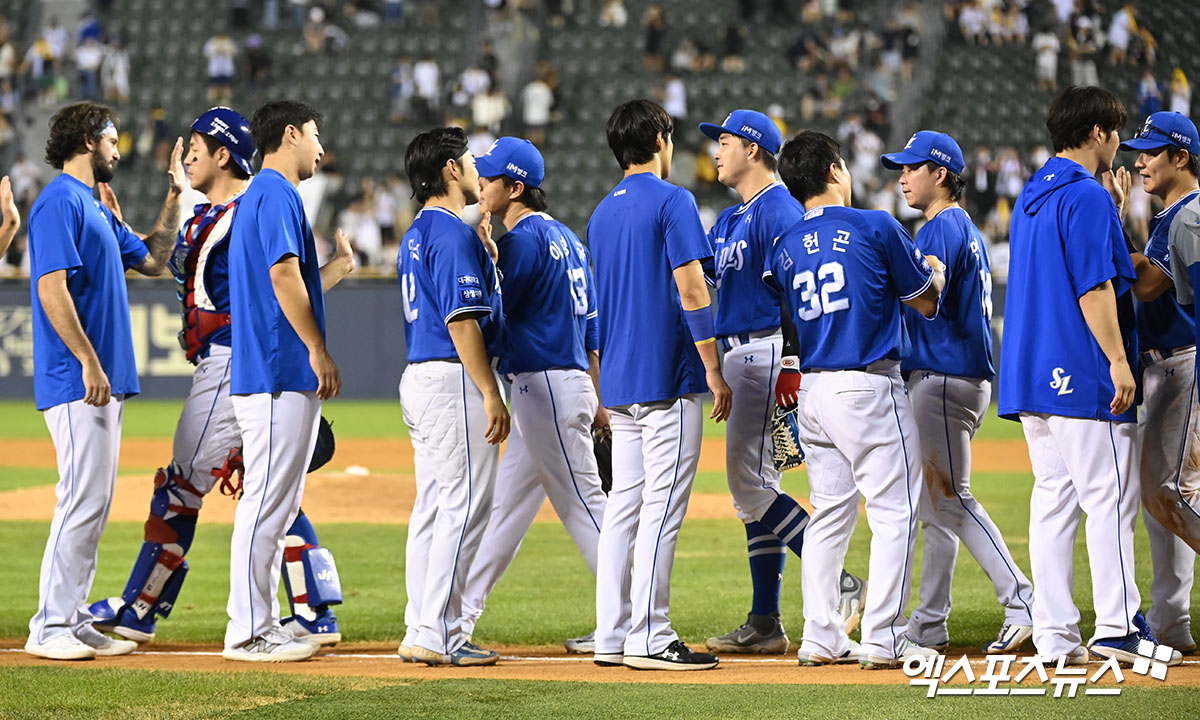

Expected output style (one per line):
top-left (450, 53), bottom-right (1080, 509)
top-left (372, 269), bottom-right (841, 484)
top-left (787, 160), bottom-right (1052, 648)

top-left (780, 356), bottom-right (800, 373)
top-left (683, 305), bottom-right (715, 344)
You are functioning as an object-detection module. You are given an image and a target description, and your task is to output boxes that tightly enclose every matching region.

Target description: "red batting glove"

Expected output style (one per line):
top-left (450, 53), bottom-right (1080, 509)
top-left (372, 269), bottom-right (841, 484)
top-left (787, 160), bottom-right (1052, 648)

top-left (776, 356), bottom-right (802, 409)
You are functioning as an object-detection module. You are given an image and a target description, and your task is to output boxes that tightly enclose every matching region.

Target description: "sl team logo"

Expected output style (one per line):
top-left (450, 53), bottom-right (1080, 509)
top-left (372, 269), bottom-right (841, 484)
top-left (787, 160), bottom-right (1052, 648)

top-left (1050, 367), bottom-right (1073, 396)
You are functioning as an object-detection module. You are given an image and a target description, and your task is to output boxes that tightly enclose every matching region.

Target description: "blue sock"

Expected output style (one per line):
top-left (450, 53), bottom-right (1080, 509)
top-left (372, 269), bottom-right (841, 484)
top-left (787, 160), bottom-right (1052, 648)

top-left (746, 521), bottom-right (785, 616)
top-left (760, 493), bottom-right (809, 559)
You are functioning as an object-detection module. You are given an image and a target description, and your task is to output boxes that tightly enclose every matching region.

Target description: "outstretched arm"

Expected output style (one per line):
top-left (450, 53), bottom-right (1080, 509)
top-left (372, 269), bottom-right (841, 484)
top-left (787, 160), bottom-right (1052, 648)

top-left (0, 176), bottom-right (19, 257)
top-left (130, 138), bottom-right (186, 276)
top-left (320, 228), bottom-right (357, 292)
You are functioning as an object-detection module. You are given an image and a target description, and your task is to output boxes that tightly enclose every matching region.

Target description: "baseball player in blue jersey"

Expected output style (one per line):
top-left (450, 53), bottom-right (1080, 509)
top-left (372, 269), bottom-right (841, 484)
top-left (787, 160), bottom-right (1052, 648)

top-left (87, 107), bottom-right (354, 650)
top-left (458, 137), bottom-right (608, 652)
top-left (25, 102), bottom-right (184, 660)
top-left (588, 99), bottom-right (731, 670)
top-left (880, 131), bottom-right (1035, 655)
top-left (1124, 111), bottom-right (1200, 655)
top-left (224, 100), bottom-right (341, 663)
top-left (396, 126), bottom-right (509, 667)
top-left (696, 109), bottom-right (866, 654)
top-left (1000, 86), bottom-right (1179, 667)
top-left (765, 131), bottom-right (945, 669)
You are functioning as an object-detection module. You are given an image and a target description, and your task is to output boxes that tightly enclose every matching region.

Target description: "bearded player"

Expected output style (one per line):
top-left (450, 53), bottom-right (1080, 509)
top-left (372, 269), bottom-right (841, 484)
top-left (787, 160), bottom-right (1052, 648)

top-left (88, 107), bottom-right (356, 649)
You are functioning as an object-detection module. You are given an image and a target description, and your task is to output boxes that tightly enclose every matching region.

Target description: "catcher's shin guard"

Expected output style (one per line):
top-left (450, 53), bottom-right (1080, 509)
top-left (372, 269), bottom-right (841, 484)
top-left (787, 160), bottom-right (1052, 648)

top-left (282, 510), bottom-right (343, 621)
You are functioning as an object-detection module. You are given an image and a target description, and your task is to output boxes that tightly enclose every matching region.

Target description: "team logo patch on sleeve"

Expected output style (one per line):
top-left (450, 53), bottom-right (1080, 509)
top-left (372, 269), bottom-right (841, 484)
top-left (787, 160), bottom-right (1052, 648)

top-left (457, 274), bottom-right (481, 286)
top-left (461, 287), bottom-right (484, 302)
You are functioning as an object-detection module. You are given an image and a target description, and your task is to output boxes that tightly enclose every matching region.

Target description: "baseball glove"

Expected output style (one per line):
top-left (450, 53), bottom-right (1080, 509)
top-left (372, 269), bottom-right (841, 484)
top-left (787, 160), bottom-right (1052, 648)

top-left (592, 424), bottom-right (613, 494)
top-left (307, 416), bottom-right (336, 473)
top-left (770, 404), bottom-right (806, 472)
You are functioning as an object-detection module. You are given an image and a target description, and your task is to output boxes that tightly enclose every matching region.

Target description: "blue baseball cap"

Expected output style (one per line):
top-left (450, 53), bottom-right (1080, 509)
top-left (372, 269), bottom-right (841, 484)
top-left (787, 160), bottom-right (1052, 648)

top-left (475, 136), bottom-right (545, 188)
top-left (1121, 112), bottom-right (1199, 153)
top-left (880, 130), bottom-right (965, 175)
top-left (698, 109), bottom-right (783, 155)
top-left (191, 107), bottom-right (255, 175)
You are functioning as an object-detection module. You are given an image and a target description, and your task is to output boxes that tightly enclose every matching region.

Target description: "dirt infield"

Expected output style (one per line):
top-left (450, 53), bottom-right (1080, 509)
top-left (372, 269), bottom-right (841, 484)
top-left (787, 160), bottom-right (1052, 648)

top-left (0, 438), bottom-right (1033, 524)
top-left (2, 642), bottom-right (1197, 688)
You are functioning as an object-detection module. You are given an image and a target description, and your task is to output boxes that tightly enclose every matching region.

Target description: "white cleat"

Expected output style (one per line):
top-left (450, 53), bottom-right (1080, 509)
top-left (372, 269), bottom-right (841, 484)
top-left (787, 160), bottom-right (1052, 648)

top-left (222, 628), bottom-right (319, 663)
top-left (24, 634), bottom-right (97, 661)
top-left (75, 625), bottom-right (137, 656)
top-left (984, 623), bottom-right (1033, 654)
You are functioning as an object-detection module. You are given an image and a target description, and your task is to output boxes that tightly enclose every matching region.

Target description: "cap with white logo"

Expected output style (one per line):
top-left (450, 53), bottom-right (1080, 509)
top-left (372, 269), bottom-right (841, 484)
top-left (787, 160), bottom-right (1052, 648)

top-left (698, 109), bottom-right (783, 155)
top-left (880, 130), bottom-right (966, 175)
top-left (475, 136), bottom-right (545, 188)
top-left (1120, 111), bottom-right (1199, 153)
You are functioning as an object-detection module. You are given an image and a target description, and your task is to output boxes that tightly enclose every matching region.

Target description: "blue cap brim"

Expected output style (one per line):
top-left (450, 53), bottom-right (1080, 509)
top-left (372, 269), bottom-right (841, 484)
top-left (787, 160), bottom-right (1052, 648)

top-left (880, 151), bottom-right (929, 170)
top-left (698, 122), bottom-right (730, 144)
top-left (475, 155), bottom-right (506, 178)
top-left (1120, 137), bottom-right (1173, 152)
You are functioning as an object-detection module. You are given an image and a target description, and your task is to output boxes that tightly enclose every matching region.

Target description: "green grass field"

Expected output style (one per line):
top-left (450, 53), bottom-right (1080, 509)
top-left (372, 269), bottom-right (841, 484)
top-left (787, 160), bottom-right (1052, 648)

top-left (1, 400), bottom-right (1196, 718)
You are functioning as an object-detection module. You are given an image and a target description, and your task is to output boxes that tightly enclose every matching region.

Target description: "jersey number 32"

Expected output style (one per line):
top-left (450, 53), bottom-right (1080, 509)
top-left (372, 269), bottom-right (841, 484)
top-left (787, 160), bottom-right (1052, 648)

top-left (793, 261), bottom-right (850, 321)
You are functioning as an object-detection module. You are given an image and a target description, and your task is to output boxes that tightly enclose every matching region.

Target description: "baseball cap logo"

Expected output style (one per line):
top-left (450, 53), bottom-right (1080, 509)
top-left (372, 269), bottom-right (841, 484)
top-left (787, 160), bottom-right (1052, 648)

top-left (740, 125), bottom-right (762, 140)
top-left (506, 162), bottom-right (527, 178)
top-left (904, 134), bottom-right (917, 150)
top-left (930, 148), bottom-right (951, 164)
top-left (723, 113), bottom-right (734, 126)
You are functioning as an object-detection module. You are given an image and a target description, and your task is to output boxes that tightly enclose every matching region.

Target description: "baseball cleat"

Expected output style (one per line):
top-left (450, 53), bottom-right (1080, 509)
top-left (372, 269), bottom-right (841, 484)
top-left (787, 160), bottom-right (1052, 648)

top-left (798, 639), bottom-right (862, 666)
top-left (984, 623), bottom-right (1033, 654)
top-left (860, 639), bottom-right (938, 670)
top-left (564, 631), bottom-right (596, 654)
top-left (1089, 633), bottom-right (1182, 667)
top-left (838, 571), bottom-right (867, 635)
top-left (623, 640), bottom-right (719, 670)
top-left (705, 613), bottom-right (789, 654)
top-left (397, 644), bottom-right (415, 661)
top-left (593, 652), bottom-right (624, 667)
top-left (221, 628), bottom-right (319, 663)
top-left (89, 597), bottom-right (156, 644)
top-left (75, 625), bottom-right (137, 656)
top-left (411, 641), bottom-right (499, 667)
top-left (24, 634), bottom-right (97, 661)
top-left (282, 609), bottom-right (341, 647)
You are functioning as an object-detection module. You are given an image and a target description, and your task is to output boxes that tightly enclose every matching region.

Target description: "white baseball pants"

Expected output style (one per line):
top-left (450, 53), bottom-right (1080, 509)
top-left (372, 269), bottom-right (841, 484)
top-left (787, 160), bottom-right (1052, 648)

top-left (460, 368), bottom-right (606, 637)
top-left (225, 390), bottom-right (321, 648)
top-left (400, 360), bottom-right (502, 654)
top-left (723, 335), bottom-right (784, 522)
top-left (1020, 412), bottom-right (1140, 656)
top-left (906, 372), bottom-right (1034, 647)
top-left (28, 396), bottom-right (125, 644)
top-left (595, 394), bottom-right (702, 657)
top-left (792, 365), bottom-right (923, 662)
top-left (1139, 350), bottom-right (1199, 648)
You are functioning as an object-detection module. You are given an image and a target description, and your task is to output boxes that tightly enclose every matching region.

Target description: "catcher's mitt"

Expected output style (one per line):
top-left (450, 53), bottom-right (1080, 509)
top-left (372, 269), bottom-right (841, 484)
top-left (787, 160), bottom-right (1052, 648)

top-left (307, 416), bottom-right (336, 473)
top-left (592, 424), bottom-right (613, 494)
top-left (770, 404), bottom-right (806, 472)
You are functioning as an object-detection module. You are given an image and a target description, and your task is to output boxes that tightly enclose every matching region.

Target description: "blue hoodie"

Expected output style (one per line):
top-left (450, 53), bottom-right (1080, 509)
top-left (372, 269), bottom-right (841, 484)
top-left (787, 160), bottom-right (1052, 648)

top-left (998, 156), bottom-right (1138, 423)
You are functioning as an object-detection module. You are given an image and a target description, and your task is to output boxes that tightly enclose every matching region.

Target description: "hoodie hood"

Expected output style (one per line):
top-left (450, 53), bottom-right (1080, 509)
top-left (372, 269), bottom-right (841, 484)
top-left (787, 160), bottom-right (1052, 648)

top-left (1020, 157), bottom-right (1099, 215)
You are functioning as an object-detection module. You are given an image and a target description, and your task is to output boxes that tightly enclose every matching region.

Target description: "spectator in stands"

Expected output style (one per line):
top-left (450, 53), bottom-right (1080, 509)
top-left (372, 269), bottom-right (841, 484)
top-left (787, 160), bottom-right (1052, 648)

top-left (472, 85), bottom-right (510, 135)
top-left (899, 21), bottom-right (920, 85)
top-left (101, 37), bottom-right (130, 104)
top-left (346, 2), bottom-right (383, 27)
top-left (23, 37), bottom-right (60, 106)
top-left (0, 78), bottom-right (17, 117)
top-left (520, 73), bottom-right (554, 145)
top-left (0, 21), bottom-right (15, 87)
top-left (40, 16), bottom-right (68, 64)
top-left (288, 0), bottom-right (309, 29)
top-left (1106, 3), bottom-right (1134, 66)
top-left (412, 54), bottom-right (441, 123)
top-left (642, 4), bottom-right (667, 73)
top-left (391, 54), bottom-right (414, 122)
top-left (203, 29), bottom-right (237, 104)
top-left (303, 6), bottom-right (327, 53)
top-left (599, 0), bottom-right (628, 27)
top-left (959, 1), bottom-right (987, 44)
top-left (1170, 68), bottom-right (1191, 116)
top-left (383, 0), bottom-right (405, 24)
top-left (243, 34), bottom-right (271, 94)
top-left (1033, 28), bottom-right (1060, 92)
top-left (788, 31), bottom-right (830, 73)
top-left (661, 74), bottom-right (687, 141)
top-left (337, 192), bottom-right (382, 269)
top-left (73, 36), bottom-right (105, 101)
top-left (828, 25), bottom-right (859, 68)
top-left (460, 62), bottom-right (491, 100)
top-left (721, 22), bottom-right (747, 74)
top-left (1067, 14), bottom-right (1100, 88)
top-left (1138, 69), bottom-right (1163, 118)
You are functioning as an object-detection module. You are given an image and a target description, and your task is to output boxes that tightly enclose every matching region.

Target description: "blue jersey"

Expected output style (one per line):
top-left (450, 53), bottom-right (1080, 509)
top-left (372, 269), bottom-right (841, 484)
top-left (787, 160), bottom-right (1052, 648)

top-left (709, 182), bottom-right (804, 337)
top-left (497, 212), bottom-right (597, 374)
top-left (28, 174), bottom-right (148, 410)
top-left (901, 206), bottom-right (995, 379)
top-left (397, 206), bottom-right (504, 363)
top-left (998, 157), bottom-right (1138, 423)
top-left (1136, 190), bottom-right (1199, 351)
top-left (228, 169), bottom-right (326, 395)
top-left (587, 172), bottom-right (712, 406)
top-left (763, 205), bottom-right (934, 371)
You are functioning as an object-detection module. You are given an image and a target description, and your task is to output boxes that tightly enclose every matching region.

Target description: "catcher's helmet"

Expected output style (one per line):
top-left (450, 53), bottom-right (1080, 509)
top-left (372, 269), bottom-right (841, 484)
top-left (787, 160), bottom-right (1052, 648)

top-left (190, 106), bottom-right (255, 175)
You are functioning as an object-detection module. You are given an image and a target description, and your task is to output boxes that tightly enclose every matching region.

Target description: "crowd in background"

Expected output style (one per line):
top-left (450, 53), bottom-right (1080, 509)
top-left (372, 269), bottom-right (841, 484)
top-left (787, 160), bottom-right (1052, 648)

top-left (0, 0), bottom-right (1195, 279)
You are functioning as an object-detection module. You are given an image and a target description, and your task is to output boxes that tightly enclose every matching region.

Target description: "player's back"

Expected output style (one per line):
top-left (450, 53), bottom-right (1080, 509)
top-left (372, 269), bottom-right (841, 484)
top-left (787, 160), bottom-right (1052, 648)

top-left (902, 207), bottom-right (994, 379)
top-left (497, 212), bottom-right (594, 374)
top-left (711, 182), bottom-right (803, 337)
top-left (587, 172), bottom-right (711, 406)
top-left (397, 206), bottom-right (504, 363)
top-left (766, 205), bottom-right (933, 371)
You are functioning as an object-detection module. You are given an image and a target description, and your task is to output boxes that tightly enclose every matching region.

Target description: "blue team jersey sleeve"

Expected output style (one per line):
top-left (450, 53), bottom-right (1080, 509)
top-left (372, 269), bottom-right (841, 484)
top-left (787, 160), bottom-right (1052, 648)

top-left (584, 246), bottom-right (600, 352)
top-left (879, 213), bottom-right (934, 300)
top-left (29, 195), bottom-right (85, 280)
top-left (431, 227), bottom-right (492, 324)
top-left (662, 186), bottom-right (712, 269)
top-left (1145, 223), bottom-right (1173, 277)
top-left (257, 190), bottom-right (304, 266)
top-left (112, 213), bottom-right (149, 270)
top-left (1063, 185), bottom-right (1120, 298)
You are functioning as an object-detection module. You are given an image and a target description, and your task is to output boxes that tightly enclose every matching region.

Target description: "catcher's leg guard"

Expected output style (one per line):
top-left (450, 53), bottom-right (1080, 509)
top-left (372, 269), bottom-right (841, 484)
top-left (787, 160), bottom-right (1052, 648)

top-left (281, 510), bottom-right (343, 645)
top-left (90, 465), bottom-right (203, 642)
